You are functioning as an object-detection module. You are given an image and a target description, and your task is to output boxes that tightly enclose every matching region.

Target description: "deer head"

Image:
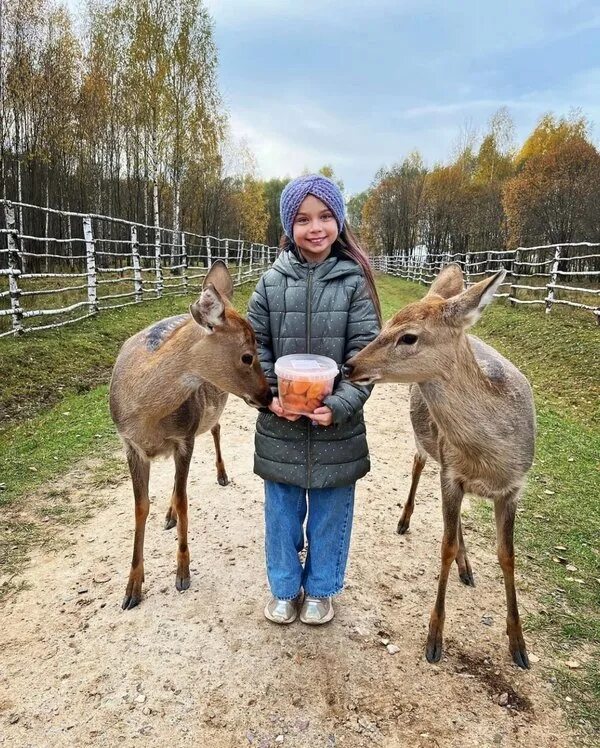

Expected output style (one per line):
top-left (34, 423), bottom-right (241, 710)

top-left (343, 265), bottom-right (506, 385)
top-left (189, 261), bottom-right (272, 408)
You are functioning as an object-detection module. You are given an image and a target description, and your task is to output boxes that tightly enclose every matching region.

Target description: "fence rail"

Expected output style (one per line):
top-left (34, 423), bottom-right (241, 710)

top-left (3, 199), bottom-right (599, 335)
top-left (370, 244), bottom-right (600, 323)
top-left (0, 200), bottom-right (278, 338)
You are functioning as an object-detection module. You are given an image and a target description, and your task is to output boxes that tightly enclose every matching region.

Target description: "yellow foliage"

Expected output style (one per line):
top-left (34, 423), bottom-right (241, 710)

top-left (516, 112), bottom-right (590, 166)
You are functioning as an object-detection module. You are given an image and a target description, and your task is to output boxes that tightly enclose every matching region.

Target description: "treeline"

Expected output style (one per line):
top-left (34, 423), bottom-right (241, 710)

top-left (355, 109), bottom-right (600, 256)
top-left (0, 0), bottom-right (273, 242)
top-left (2, 1), bottom-right (600, 256)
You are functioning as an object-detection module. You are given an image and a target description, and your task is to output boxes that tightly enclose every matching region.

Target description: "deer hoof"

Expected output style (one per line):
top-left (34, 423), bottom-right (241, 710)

top-left (217, 473), bottom-right (229, 487)
top-left (176, 575), bottom-right (191, 592)
top-left (396, 518), bottom-right (410, 535)
top-left (164, 506), bottom-right (177, 529)
top-left (122, 594), bottom-right (141, 610)
top-left (510, 642), bottom-right (530, 669)
top-left (425, 633), bottom-right (443, 663)
top-left (459, 569), bottom-right (476, 587)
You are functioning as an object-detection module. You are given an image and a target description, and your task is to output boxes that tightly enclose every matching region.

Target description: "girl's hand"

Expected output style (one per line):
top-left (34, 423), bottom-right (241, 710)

top-left (269, 397), bottom-right (302, 421)
top-left (310, 406), bottom-right (333, 427)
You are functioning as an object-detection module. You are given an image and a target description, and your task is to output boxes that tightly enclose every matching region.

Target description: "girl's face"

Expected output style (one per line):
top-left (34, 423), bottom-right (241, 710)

top-left (292, 194), bottom-right (339, 263)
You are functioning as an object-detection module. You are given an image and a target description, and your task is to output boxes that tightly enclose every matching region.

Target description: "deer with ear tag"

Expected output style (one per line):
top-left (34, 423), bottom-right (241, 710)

top-left (343, 264), bottom-right (535, 668)
top-left (110, 261), bottom-right (273, 609)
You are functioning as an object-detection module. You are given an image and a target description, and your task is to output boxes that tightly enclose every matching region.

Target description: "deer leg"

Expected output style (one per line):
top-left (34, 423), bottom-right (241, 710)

top-left (426, 473), bottom-right (463, 663)
top-left (122, 447), bottom-right (150, 610)
top-left (173, 436), bottom-right (194, 591)
top-left (494, 493), bottom-right (529, 669)
top-left (211, 422), bottom-right (229, 486)
top-left (397, 452), bottom-right (426, 535)
top-left (455, 516), bottom-right (475, 587)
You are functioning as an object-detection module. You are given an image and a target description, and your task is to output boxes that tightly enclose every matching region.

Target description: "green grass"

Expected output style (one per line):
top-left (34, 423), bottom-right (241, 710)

top-left (0, 272), bottom-right (598, 735)
top-left (0, 281), bottom-right (254, 425)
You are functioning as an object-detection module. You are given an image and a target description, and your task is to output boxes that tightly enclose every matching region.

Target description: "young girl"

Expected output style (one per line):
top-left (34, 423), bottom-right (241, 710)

top-left (247, 174), bottom-right (382, 625)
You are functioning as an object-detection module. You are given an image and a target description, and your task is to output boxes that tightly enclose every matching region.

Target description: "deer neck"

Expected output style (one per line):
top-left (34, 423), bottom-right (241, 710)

top-left (139, 320), bottom-right (224, 408)
top-left (418, 335), bottom-right (493, 446)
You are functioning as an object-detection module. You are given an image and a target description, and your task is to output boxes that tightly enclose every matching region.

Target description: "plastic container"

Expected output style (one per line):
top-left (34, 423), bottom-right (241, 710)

top-left (274, 354), bottom-right (338, 416)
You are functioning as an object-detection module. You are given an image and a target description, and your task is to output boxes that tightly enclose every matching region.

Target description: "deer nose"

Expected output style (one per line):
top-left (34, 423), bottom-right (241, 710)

top-left (341, 363), bottom-right (353, 378)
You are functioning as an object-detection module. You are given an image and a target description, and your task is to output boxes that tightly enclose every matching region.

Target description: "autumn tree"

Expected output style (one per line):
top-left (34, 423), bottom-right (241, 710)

top-left (516, 111), bottom-right (590, 166)
top-left (262, 177), bottom-right (288, 246)
top-left (362, 153), bottom-right (426, 255)
top-left (503, 136), bottom-right (600, 246)
top-left (347, 190), bottom-right (368, 237)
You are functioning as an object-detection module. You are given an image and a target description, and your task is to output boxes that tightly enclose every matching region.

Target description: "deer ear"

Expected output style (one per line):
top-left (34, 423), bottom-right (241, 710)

top-left (426, 263), bottom-right (464, 299)
top-left (443, 269), bottom-right (506, 328)
top-left (203, 260), bottom-right (234, 301)
top-left (190, 284), bottom-right (226, 332)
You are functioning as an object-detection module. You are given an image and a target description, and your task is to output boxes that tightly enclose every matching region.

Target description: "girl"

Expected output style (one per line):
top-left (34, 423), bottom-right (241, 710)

top-left (247, 174), bottom-right (381, 625)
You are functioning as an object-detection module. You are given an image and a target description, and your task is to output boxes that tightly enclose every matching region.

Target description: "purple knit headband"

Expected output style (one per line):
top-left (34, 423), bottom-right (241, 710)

top-left (279, 174), bottom-right (346, 238)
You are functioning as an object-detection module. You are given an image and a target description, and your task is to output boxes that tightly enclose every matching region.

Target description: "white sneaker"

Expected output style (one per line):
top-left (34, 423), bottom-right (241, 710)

top-left (299, 596), bottom-right (334, 625)
top-left (264, 594), bottom-right (302, 624)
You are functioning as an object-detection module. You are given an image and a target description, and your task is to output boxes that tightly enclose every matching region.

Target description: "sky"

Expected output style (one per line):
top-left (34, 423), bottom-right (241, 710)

top-left (67, 0), bottom-right (600, 195)
top-left (201, 0), bottom-right (600, 194)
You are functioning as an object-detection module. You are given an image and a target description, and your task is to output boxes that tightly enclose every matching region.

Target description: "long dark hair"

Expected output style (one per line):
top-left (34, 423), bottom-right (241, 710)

top-left (279, 225), bottom-right (382, 325)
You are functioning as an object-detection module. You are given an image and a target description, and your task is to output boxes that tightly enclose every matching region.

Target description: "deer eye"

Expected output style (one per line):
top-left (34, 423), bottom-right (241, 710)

top-left (241, 354), bottom-right (254, 365)
top-left (397, 333), bottom-right (418, 346)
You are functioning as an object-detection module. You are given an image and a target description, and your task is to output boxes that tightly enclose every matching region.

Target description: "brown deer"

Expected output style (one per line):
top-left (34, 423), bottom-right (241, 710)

top-left (110, 260), bottom-right (272, 610)
top-left (343, 264), bottom-right (535, 668)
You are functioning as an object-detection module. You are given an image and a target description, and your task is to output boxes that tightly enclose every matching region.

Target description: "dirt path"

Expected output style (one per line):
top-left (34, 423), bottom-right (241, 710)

top-left (0, 386), bottom-right (576, 748)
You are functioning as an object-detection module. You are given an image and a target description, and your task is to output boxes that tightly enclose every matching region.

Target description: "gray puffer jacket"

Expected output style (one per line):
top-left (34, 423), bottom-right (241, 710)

top-left (247, 249), bottom-right (380, 488)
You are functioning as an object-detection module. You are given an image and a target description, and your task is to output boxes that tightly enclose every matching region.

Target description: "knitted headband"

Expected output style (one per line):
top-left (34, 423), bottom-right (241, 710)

top-left (279, 174), bottom-right (346, 238)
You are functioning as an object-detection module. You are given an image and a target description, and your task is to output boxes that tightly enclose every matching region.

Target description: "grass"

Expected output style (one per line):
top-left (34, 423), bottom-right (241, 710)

top-left (0, 272), bottom-right (598, 735)
top-left (0, 280), bottom-right (255, 424)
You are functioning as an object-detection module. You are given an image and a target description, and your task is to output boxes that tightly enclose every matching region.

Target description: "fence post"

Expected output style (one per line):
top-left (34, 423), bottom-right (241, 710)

top-left (237, 240), bottom-right (243, 284)
top-left (130, 225), bottom-right (143, 303)
top-left (83, 215), bottom-right (98, 315)
top-left (5, 202), bottom-right (24, 335)
top-left (154, 224), bottom-right (163, 298)
top-left (224, 238), bottom-right (229, 266)
top-left (465, 252), bottom-right (471, 288)
top-left (545, 245), bottom-right (561, 314)
top-left (181, 233), bottom-right (188, 293)
top-left (509, 248), bottom-right (519, 307)
top-left (249, 243), bottom-right (253, 276)
top-left (206, 236), bottom-right (212, 269)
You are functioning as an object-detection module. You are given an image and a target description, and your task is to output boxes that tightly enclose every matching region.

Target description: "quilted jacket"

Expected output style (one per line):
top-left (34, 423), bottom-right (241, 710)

top-left (247, 248), bottom-right (380, 488)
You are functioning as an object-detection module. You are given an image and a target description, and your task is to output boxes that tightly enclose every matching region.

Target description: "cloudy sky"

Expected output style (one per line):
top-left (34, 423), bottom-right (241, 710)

top-left (201, 0), bottom-right (600, 194)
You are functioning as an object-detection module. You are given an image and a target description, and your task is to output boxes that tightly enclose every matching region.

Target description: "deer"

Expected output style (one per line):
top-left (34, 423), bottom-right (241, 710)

top-left (109, 260), bottom-right (273, 610)
top-left (342, 264), bottom-right (535, 669)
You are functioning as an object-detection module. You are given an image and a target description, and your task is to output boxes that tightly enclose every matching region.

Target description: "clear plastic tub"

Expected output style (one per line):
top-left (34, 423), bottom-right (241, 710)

top-left (274, 354), bottom-right (338, 416)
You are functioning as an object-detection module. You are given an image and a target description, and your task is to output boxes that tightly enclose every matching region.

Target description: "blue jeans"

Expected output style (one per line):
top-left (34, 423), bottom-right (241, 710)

top-left (264, 480), bottom-right (356, 600)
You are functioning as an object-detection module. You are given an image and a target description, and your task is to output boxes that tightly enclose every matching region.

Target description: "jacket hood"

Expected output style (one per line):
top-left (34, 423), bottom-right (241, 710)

top-left (271, 248), bottom-right (363, 282)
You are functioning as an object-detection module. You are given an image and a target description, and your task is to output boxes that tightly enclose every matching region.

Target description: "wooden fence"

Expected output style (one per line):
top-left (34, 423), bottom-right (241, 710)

top-left (2, 199), bottom-right (599, 336)
top-left (370, 244), bottom-right (600, 323)
top-left (0, 200), bottom-right (278, 337)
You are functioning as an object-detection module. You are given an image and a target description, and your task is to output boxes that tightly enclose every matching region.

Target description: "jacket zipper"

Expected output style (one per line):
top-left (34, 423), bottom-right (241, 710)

top-left (306, 267), bottom-right (314, 488)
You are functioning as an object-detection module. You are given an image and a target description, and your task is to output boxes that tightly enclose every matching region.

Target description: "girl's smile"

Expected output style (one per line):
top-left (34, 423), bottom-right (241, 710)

top-left (292, 194), bottom-right (339, 263)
